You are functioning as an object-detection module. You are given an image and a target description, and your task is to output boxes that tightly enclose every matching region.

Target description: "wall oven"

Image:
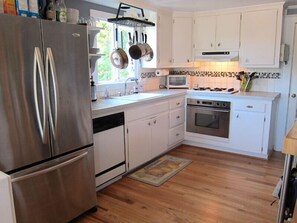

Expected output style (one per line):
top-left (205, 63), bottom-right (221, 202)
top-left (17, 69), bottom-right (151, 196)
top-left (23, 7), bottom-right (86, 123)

top-left (186, 98), bottom-right (231, 138)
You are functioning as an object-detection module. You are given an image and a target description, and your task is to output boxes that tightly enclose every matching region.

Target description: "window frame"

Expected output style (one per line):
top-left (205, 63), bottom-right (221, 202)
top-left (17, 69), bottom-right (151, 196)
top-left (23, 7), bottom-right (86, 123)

top-left (90, 9), bottom-right (139, 85)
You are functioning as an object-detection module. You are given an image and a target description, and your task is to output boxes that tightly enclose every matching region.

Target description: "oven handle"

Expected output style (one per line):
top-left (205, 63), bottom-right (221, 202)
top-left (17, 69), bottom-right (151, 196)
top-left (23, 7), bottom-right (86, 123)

top-left (187, 105), bottom-right (230, 113)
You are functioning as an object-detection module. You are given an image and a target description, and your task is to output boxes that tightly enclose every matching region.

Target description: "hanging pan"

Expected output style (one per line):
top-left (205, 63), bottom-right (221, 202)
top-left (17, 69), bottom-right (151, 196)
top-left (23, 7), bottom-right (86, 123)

top-left (142, 33), bottom-right (154, 62)
top-left (110, 27), bottom-right (128, 69)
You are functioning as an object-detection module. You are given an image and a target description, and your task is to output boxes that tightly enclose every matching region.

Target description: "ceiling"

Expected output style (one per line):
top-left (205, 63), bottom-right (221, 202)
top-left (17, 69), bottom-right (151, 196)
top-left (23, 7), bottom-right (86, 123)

top-left (85, 0), bottom-right (293, 12)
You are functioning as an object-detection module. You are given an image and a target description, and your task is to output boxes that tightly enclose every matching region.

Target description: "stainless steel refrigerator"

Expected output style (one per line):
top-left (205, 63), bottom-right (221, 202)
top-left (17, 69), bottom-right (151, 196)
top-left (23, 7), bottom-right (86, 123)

top-left (0, 14), bottom-right (97, 223)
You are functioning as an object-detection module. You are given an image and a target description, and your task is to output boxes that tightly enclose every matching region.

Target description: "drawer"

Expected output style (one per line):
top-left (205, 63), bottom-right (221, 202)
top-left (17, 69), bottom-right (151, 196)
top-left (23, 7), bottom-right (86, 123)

top-left (126, 101), bottom-right (169, 122)
top-left (233, 100), bottom-right (266, 113)
top-left (169, 124), bottom-right (185, 146)
top-left (170, 108), bottom-right (185, 128)
top-left (170, 97), bottom-right (185, 110)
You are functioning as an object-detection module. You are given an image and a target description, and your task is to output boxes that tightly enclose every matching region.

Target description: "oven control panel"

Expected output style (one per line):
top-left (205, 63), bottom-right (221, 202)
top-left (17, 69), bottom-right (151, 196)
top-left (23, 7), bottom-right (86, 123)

top-left (187, 98), bottom-right (230, 109)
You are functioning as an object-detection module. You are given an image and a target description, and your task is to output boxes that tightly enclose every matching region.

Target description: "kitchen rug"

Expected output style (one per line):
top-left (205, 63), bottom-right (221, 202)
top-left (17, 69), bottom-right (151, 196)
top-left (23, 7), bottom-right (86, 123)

top-left (128, 155), bottom-right (192, 186)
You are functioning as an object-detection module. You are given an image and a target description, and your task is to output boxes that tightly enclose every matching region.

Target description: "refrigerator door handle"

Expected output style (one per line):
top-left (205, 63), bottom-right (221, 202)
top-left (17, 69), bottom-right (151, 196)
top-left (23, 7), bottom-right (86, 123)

top-left (46, 48), bottom-right (58, 140)
top-left (11, 152), bottom-right (88, 183)
top-left (33, 47), bottom-right (48, 144)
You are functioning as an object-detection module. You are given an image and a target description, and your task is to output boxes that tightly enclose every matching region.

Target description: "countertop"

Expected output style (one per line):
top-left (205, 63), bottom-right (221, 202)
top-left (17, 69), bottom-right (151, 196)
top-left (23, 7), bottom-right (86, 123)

top-left (187, 90), bottom-right (281, 101)
top-left (92, 89), bottom-right (280, 117)
top-left (92, 89), bottom-right (187, 117)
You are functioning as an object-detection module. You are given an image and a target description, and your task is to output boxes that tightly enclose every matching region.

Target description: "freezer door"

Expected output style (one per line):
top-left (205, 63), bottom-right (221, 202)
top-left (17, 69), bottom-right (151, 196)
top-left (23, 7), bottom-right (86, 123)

top-left (0, 15), bottom-right (51, 173)
top-left (11, 147), bottom-right (97, 223)
top-left (41, 21), bottom-right (93, 155)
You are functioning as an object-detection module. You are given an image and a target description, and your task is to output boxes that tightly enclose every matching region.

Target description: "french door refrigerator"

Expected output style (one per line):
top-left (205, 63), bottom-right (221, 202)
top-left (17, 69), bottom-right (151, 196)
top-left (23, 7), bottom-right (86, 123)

top-left (0, 14), bottom-right (96, 223)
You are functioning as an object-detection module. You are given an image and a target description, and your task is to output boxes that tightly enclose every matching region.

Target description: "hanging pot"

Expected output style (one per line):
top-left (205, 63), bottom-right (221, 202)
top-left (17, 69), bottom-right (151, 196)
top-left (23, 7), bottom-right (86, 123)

top-left (110, 28), bottom-right (128, 69)
top-left (142, 33), bottom-right (154, 62)
top-left (129, 31), bottom-right (148, 60)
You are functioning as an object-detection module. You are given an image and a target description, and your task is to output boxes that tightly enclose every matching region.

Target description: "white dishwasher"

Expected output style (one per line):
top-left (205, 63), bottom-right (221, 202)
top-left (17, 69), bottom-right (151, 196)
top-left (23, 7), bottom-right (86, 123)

top-left (93, 112), bottom-right (126, 188)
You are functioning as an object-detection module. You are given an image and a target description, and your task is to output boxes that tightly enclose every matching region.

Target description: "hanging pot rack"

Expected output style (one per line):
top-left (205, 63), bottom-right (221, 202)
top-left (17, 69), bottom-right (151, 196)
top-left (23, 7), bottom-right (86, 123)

top-left (107, 3), bottom-right (155, 28)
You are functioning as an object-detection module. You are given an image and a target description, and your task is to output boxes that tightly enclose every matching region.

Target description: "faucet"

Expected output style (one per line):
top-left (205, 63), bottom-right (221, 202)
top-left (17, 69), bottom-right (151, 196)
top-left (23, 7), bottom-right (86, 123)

top-left (124, 77), bottom-right (139, 95)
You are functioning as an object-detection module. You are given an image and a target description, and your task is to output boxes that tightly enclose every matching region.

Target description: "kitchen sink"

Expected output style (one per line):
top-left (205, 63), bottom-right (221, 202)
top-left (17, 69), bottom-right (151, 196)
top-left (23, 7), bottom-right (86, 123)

top-left (112, 93), bottom-right (161, 101)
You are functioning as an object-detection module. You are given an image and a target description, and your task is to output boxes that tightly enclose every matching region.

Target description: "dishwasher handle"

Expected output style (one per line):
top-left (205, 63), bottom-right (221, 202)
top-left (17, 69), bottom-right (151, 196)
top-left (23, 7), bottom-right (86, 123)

top-left (93, 112), bottom-right (124, 133)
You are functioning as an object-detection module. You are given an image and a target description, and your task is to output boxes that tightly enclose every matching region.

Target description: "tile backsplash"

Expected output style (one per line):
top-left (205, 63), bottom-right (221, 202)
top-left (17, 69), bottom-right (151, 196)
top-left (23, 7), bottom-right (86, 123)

top-left (141, 61), bottom-right (282, 92)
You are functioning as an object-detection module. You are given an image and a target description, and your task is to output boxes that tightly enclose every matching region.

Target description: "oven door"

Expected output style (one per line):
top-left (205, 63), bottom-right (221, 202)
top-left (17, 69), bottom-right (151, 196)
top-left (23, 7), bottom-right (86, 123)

top-left (186, 105), bottom-right (230, 138)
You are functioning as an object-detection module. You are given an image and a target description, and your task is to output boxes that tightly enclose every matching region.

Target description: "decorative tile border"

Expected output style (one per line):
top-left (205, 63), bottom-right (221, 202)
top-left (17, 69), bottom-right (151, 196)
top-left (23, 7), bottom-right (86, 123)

top-left (169, 71), bottom-right (280, 79)
top-left (141, 72), bottom-right (157, 79)
top-left (141, 70), bottom-right (280, 79)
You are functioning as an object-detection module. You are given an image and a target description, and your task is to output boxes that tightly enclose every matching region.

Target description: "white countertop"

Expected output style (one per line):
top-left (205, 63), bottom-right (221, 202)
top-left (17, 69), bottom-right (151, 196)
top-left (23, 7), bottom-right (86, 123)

top-left (187, 90), bottom-right (281, 101)
top-left (92, 89), bottom-right (187, 117)
top-left (92, 89), bottom-right (280, 117)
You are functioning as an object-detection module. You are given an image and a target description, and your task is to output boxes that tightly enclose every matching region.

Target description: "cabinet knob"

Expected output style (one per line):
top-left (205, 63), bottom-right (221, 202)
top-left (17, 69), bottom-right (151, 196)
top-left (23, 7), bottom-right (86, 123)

top-left (245, 58), bottom-right (249, 63)
top-left (236, 114), bottom-right (239, 118)
top-left (148, 122), bottom-right (151, 126)
top-left (187, 59), bottom-right (190, 63)
top-left (210, 43), bottom-right (213, 47)
top-left (218, 43), bottom-right (221, 47)
top-left (176, 102), bottom-right (181, 106)
top-left (176, 116), bottom-right (180, 119)
top-left (154, 120), bottom-right (157, 124)
top-left (292, 93), bottom-right (296, 98)
top-left (246, 105), bottom-right (253, 108)
top-left (176, 133), bottom-right (180, 137)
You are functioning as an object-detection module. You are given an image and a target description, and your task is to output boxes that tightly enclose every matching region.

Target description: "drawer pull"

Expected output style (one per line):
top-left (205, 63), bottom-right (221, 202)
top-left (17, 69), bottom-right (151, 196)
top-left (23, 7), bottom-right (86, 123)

top-left (176, 133), bottom-right (180, 137)
top-left (176, 116), bottom-right (180, 119)
top-left (246, 105), bottom-right (253, 108)
top-left (176, 102), bottom-right (181, 106)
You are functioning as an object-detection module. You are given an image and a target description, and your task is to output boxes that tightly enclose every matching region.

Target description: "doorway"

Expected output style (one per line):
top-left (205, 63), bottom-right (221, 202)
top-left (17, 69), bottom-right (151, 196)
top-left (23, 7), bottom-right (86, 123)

top-left (286, 23), bottom-right (297, 133)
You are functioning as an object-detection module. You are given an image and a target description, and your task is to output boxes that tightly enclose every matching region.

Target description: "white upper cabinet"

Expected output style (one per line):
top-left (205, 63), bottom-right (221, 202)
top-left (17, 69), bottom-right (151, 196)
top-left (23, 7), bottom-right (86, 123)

top-left (172, 15), bottom-right (193, 67)
top-left (142, 12), bottom-right (172, 68)
top-left (193, 13), bottom-right (241, 51)
top-left (158, 13), bottom-right (173, 67)
top-left (239, 5), bottom-right (283, 68)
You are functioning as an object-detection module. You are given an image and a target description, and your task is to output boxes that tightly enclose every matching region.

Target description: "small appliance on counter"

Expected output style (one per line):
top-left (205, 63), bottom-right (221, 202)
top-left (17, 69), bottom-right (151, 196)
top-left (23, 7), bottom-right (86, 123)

top-left (166, 75), bottom-right (189, 89)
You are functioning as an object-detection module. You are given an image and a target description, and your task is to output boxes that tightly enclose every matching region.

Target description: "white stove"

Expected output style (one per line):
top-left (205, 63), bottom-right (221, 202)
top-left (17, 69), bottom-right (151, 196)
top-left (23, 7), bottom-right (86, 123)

top-left (188, 87), bottom-right (238, 95)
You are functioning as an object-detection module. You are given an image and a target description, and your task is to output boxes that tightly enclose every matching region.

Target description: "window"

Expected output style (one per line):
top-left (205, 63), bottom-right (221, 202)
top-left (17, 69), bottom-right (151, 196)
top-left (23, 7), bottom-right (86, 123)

top-left (90, 10), bottom-right (136, 84)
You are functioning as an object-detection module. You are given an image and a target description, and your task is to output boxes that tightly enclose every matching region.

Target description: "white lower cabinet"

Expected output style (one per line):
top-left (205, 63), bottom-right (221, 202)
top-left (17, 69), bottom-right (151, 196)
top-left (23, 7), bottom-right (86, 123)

top-left (168, 97), bottom-right (186, 147)
top-left (126, 101), bottom-right (169, 170)
top-left (229, 99), bottom-right (276, 157)
top-left (231, 111), bottom-right (265, 153)
top-left (127, 117), bottom-right (152, 170)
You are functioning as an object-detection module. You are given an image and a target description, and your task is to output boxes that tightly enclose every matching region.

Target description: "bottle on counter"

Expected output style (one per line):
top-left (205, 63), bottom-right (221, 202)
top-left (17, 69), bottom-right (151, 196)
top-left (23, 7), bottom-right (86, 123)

top-left (90, 76), bottom-right (97, 102)
top-left (55, 0), bottom-right (66, 22)
top-left (45, 0), bottom-right (55, 20)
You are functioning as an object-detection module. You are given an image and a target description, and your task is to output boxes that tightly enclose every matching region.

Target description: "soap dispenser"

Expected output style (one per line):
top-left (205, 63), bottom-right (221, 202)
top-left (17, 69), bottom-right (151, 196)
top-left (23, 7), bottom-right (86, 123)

top-left (90, 76), bottom-right (97, 102)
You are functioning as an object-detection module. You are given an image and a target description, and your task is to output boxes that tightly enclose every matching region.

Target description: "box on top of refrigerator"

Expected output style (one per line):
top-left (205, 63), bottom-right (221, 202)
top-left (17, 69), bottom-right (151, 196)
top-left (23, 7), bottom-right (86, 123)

top-left (16, 0), bottom-right (29, 16)
top-left (0, 0), bottom-right (4, 13)
top-left (3, 0), bottom-right (17, 15)
top-left (28, 0), bottom-right (39, 18)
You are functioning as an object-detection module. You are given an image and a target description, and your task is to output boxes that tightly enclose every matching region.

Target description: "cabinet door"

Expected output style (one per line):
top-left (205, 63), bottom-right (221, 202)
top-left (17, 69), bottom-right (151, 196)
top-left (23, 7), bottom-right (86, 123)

top-left (127, 119), bottom-right (151, 170)
top-left (193, 15), bottom-right (216, 51)
top-left (231, 111), bottom-right (265, 153)
top-left (240, 9), bottom-right (278, 67)
top-left (158, 13), bottom-right (173, 67)
top-left (151, 112), bottom-right (169, 158)
top-left (216, 13), bottom-right (241, 50)
top-left (172, 17), bottom-right (193, 66)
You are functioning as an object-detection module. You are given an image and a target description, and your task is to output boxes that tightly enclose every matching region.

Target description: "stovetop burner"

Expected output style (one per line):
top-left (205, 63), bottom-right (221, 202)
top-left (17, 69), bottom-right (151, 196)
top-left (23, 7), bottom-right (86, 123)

top-left (189, 87), bottom-right (238, 94)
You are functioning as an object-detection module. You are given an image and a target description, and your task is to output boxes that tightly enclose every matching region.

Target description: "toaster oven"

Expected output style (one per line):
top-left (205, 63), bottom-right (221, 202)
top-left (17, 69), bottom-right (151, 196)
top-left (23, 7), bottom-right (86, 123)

top-left (167, 75), bottom-right (189, 89)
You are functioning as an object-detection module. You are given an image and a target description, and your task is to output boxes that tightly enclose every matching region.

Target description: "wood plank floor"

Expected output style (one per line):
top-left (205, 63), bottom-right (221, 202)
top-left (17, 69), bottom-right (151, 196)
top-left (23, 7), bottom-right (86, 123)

top-left (73, 145), bottom-right (285, 223)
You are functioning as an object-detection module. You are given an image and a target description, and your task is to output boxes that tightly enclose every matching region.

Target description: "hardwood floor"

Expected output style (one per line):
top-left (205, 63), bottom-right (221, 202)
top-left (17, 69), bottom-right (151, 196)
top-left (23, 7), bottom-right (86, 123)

top-left (74, 145), bottom-right (285, 223)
